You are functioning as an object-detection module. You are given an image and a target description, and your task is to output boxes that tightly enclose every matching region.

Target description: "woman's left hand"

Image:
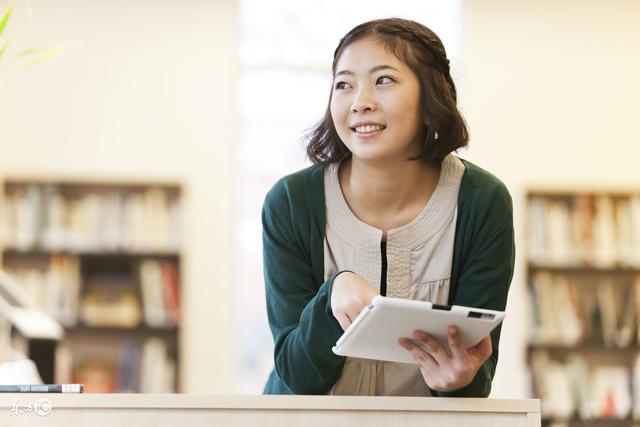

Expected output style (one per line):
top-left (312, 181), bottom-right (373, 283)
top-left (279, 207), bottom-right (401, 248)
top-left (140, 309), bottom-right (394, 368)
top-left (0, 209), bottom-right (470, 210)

top-left (398, 326), bottom-right (492, 392)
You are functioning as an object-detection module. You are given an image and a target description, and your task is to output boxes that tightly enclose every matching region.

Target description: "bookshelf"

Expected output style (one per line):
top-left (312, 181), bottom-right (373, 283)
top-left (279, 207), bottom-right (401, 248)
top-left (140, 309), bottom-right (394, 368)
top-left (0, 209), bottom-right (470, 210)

top-left (0, 179), bottom-right (182, 393)
top-left (525, 190), bottom-right (640, 426)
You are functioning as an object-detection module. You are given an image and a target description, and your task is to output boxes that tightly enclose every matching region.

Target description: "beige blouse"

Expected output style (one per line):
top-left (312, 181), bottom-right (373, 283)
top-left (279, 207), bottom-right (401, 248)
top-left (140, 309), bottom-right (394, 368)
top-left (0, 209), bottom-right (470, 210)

top-left (323, 154), bottom-right (465, 396)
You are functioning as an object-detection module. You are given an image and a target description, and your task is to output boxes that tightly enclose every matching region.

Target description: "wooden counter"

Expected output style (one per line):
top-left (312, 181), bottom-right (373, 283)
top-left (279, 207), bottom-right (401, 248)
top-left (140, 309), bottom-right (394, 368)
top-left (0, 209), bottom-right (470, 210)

top-left (0, 394), bottom-right (541, 427)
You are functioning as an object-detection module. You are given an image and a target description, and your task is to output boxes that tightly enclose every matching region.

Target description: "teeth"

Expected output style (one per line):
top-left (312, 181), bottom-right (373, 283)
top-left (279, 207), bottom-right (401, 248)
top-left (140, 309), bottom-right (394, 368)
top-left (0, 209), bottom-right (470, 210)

top-left (355, 124), bottom-right (384, 133)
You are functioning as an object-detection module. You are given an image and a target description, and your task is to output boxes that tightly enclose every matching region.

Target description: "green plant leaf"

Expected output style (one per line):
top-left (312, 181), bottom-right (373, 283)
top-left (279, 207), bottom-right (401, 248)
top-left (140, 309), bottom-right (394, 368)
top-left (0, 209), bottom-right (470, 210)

top-left (0, 39), bottom-right (9, 60)
top-left (17, 46), bottom-right (44, 56)
top-left (24, 42), bottom-right (67, 67)
top-left (0, 4), bottom-right (14, 39)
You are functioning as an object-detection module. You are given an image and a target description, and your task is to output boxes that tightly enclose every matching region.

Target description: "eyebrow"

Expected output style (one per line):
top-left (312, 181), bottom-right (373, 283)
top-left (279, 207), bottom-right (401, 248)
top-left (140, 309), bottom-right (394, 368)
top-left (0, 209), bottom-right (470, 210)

top-left (334, 64), bottom-right (400, 77)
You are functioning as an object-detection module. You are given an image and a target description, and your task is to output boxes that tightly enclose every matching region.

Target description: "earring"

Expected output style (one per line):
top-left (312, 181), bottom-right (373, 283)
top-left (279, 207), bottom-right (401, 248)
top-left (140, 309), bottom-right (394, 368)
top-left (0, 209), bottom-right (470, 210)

top-left (434, 131), bottom-right (439, 140)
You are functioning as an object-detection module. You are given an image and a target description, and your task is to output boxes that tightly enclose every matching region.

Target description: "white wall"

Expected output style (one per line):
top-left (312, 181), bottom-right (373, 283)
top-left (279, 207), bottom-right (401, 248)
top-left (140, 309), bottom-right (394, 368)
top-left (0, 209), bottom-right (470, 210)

top-left (461, 0), bottom-right (640, 397)
top-left (0, 0), bottom-right (237, 393)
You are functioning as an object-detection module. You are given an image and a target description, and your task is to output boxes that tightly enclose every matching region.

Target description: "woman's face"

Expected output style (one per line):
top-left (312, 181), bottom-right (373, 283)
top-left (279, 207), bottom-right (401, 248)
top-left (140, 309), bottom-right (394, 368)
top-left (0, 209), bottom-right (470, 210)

top-left (330, 36), bottom-right (424, 164)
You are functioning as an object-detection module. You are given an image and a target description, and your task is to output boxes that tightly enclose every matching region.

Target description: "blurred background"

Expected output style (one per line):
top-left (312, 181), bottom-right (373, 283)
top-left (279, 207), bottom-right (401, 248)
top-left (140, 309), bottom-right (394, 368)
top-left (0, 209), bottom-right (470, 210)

top-left (1, 0), bottom-right (639, 425)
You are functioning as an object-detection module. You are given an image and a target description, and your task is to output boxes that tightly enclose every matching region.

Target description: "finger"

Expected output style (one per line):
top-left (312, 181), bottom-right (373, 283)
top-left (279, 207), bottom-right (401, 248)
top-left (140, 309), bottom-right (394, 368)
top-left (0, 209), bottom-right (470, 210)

top-left (398, 338), bottom-right (413, 351)
top-left (347, 294), bottom-right (370, 316)
top-left (398, 338), bottom-right (440, 370)
top-left (334, 312), bottom-right (351, 331)
top-left (347, 306), bottom-right (364, 323)
top-left (468, 335), bottom-right (493, 361)
top-left (399, 338), bottom-right (440, 386)
top-left (412, 330), bottom-right (450, 365)
top-left (447, 325), bottom-right (466, 359)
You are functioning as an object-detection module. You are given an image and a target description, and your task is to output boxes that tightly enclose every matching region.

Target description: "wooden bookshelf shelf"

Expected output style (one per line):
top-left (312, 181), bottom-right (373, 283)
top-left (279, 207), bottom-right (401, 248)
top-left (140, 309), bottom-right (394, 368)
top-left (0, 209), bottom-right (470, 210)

top-left (528, 264), bottom-right (640, 275)
top-left (65, 325), bottom-right (179, 334)
top-left (526, 344), bottom-right (640, 368)
top-left (527, 343), bottom-right (640, 353)
top-left (2, 248), bottom-right (180, 259)
top-left (0, 178), bottom-right (183, 393)
top-left (542, 416), bottom-right (637, 427)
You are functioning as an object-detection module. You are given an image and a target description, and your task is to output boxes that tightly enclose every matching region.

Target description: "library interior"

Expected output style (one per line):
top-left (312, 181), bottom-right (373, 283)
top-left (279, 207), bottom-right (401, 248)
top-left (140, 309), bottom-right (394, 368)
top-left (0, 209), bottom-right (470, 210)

top-left (1, 1), bottom-right (639, 426)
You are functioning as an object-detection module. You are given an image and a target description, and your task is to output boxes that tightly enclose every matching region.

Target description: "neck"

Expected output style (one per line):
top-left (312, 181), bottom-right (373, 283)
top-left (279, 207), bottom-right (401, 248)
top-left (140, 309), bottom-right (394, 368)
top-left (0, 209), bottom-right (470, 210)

top-left (339, 156), bottom-right (442, 230)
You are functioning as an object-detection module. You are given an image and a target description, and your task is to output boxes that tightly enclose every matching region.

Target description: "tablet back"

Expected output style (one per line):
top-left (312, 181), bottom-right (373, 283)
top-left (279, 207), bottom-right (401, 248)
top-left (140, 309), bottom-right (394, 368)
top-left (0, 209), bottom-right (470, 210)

top-left (332, 296), bottom-right (505, 365)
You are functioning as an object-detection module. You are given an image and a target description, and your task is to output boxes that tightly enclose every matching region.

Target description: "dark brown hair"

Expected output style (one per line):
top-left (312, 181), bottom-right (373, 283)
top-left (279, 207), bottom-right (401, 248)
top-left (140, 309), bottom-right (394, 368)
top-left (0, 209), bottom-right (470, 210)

top-left (306, 18), bottom-right (469, 166)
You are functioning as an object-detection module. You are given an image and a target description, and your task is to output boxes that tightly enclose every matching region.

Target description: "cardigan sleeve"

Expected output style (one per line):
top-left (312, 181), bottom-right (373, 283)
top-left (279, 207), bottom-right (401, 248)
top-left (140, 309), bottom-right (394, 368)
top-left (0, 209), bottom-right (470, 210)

top-left (435, 180), bottom-right (515, 397)
top-left (262, 179), bottom-right (345, 394)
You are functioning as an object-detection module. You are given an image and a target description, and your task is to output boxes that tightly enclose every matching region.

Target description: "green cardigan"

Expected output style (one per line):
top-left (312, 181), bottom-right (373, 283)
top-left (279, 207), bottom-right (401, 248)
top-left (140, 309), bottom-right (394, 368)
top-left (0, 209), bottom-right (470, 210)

top-left (262, 159), bottom-right (515, 396)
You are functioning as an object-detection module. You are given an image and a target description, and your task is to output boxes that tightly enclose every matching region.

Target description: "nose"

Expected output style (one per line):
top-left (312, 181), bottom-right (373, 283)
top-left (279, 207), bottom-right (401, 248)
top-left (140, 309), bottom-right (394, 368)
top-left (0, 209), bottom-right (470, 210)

top-left (351, 86), bottom-right (376, 113)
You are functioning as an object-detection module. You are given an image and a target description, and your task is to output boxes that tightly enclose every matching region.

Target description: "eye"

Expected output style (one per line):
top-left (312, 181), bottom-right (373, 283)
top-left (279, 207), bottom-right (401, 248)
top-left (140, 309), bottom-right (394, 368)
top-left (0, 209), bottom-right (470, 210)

top-left (376, 76), bottom-right (394, 85)
top-left (334, 81), bottom-right (352, 90)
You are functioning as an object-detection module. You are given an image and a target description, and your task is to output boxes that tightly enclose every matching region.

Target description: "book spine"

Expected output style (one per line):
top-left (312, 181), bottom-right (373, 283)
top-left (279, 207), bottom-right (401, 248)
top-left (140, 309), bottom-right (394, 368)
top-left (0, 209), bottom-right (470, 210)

top-left (0, 384), bottom-right (83, 393)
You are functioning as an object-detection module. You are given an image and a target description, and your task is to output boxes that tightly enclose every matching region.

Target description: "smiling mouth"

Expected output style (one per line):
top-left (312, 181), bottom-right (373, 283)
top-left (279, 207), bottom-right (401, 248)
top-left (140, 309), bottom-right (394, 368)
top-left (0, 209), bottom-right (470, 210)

top-left (351, 124), bottom-right (386, 134)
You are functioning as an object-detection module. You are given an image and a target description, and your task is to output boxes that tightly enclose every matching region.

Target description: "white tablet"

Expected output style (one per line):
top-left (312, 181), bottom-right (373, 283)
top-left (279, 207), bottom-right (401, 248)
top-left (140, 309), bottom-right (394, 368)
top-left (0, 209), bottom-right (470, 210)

top-left (332, 296), bottom-right (505, 365)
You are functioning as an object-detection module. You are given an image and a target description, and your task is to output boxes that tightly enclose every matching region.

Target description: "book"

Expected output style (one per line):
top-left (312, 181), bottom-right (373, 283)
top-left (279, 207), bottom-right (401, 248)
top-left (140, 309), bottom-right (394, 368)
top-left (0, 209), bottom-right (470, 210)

top-left (530, 272), bottom-right (564, 344)
top-left (74, 358), bottom-right (116, 393)
top-left (0, 316), bottom-right (10, 363)
top-left (631, 195), bottom-right (640, 268)
top-left (139, 259), bottom-right (169, 327)
top-left (139, 338), bottom-right (175, 393)
top-left (592, 196), bottom-right (616, 267)
top-left (161, 261), bottom-right (180, 326)
top-left (554, 275), bottom-right (582, 346)
top-left (530, 351), bottom-right (574, 418)
top-left (573, 194), bottom-right (594, 265)
top-left (614, 280), bottom-right (636, 348)
top-left (54, 344), bottom-right (73, 384)
top-left (546, 200), bottom-right (574, 266)
top-left (591, 366), bottom-right (631, 419)
top-left (632, 353), bottom-right (640, 420)
top-left (566, 355), bottom-right (591, 419)
top-left (3, 183), bottom-right (181, 252)
top-left (80, 272), bottom-right (141, 328)
top-left (597, 279), bottom-right (618, 348)
top-left (0, 384), bottom-right (84, 393)
top-left (614, 198), bottom-right (634, 267)
top-left (116, 340), bottom-right (139, 392)
top-left (527, 196), bottom-right (548, 265)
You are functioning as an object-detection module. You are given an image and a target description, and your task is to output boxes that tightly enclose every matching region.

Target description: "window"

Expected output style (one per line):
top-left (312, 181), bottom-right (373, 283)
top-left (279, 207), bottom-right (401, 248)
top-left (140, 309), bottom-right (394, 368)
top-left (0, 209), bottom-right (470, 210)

top-left (234, 0), bottom-right (462, 393)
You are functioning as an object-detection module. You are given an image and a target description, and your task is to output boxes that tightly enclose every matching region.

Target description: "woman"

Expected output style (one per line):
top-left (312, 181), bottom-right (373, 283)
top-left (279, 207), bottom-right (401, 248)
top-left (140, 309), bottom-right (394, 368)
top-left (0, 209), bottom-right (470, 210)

top-left (262, 17), bottom-right (515, 397)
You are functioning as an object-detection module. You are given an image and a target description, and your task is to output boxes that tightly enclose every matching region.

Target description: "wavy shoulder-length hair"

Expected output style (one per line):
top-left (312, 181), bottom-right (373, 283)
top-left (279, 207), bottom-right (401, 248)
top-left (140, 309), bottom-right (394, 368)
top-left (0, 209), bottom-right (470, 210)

top-left (306, 18), bottom-right (469, 166)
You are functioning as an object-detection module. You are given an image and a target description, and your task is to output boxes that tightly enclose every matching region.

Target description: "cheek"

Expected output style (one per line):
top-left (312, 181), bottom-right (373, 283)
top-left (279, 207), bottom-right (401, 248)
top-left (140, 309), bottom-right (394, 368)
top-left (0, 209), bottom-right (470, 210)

top-left (396, 94), bottom-right (423, 130)
top-left (330, 97), bottom-right (350, 136)
top-left (329, 97), bottom-right (344, 123)
top-left (330, 98), bottom-right (354, 146)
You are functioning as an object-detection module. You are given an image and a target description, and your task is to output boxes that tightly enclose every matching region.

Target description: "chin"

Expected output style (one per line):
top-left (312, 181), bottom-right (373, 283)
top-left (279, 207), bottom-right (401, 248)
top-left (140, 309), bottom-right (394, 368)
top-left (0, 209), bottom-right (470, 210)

top-left (349, 149), bottom-right (400, 164)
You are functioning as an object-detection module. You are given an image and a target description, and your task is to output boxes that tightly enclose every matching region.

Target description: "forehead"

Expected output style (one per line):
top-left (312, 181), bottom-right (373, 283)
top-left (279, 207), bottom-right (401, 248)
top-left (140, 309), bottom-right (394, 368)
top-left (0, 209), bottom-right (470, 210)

top-left (335, 36), bottom-right (408, 73)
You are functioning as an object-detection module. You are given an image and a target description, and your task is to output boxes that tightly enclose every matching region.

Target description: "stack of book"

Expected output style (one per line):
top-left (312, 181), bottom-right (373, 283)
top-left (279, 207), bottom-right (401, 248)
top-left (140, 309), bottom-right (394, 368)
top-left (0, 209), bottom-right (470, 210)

top-left (531, 350), bottom-right (637, 421)
top-left (139, 259), bottom-right (180, 328)
top-left (56, 338), bottom-right (175, 393)
top-left (4, 258), bottom-right (180, 330)
top-left (529, 274), bottom-right (639, 348)
top-left (1, 184), bottom-right (181, 252)
top-left (4, 254), bottom-right (81, 327)
top-left (528, 194), bottom-right (640, 268)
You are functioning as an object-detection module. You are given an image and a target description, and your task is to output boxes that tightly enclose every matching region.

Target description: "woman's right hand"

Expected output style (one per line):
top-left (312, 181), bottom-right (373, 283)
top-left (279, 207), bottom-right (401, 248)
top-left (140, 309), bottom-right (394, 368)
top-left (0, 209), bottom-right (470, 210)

top-left (330, 271), bottom-right (379, 331)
